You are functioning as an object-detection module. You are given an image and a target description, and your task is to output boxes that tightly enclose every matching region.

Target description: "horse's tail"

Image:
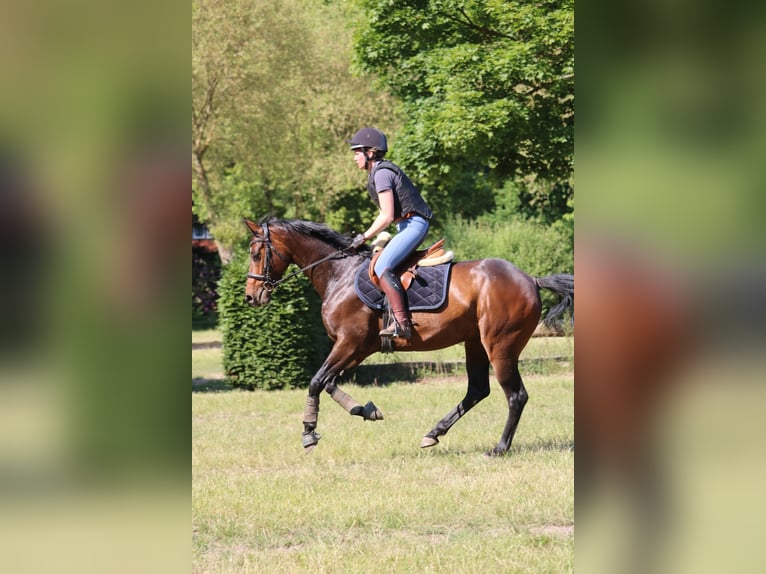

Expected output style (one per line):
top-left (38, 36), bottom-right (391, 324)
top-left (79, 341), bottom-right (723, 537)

top-left (535, 274), bottom-right (574, 327)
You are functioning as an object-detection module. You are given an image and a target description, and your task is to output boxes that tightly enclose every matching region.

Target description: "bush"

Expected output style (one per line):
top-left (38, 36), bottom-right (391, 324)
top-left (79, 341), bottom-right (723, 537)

top-left (192, 245), bottom-right (221, 329)
top-left (440, 215), bottom-right (573, 277)
top-left (217, 254), bottom-right (330, 390)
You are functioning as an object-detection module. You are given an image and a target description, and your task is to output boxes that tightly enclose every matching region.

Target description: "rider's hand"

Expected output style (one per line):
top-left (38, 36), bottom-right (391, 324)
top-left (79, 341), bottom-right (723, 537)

top-left (350, 233), bottom-right (366, 250)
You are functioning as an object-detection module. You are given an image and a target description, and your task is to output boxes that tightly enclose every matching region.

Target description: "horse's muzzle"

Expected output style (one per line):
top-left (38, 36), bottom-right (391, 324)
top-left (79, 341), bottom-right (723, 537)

top-left (245, 287), bottom-right (271, 306)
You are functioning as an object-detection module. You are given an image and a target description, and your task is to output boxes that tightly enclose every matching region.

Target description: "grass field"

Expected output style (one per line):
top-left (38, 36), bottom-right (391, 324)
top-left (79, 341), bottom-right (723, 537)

top-left (193, 335), bottom-right (573, 573)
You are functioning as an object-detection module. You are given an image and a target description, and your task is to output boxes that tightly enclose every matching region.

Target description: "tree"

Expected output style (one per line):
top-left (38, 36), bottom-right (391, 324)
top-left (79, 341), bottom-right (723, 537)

top-left (353, 0), bottom-right (574, 222)
top-left (192, 0), bottom-right (399, 261)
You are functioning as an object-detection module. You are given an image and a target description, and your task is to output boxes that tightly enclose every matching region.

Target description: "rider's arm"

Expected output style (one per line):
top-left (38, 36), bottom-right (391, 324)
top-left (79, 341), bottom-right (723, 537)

top-left (362, 189), bottom-right (394, 240)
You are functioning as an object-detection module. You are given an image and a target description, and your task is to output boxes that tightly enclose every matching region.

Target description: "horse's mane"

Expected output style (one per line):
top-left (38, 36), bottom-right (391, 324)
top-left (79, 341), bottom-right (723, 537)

top-left (260, 216), bottom-right (371, 254)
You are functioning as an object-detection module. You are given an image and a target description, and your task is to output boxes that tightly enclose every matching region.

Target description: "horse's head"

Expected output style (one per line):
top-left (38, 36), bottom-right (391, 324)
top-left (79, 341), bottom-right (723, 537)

top-left (243, 219), bottom-right (291, 306)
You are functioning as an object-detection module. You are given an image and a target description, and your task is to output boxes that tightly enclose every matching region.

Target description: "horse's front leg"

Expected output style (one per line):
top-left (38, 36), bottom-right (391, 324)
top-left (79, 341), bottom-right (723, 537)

top-left (325, 380), bottom-right (384, 421)
top-left (301, 342), bottom-right (381, 452)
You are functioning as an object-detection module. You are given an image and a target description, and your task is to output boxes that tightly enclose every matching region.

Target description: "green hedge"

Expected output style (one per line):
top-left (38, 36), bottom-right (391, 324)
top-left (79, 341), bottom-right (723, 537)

top-left (217, 254), bottom-right (330, 390)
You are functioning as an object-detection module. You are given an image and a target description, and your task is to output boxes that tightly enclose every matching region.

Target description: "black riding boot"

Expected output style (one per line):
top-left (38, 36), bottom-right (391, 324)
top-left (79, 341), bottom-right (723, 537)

top-left (378, 269), bottom-right (412, 340)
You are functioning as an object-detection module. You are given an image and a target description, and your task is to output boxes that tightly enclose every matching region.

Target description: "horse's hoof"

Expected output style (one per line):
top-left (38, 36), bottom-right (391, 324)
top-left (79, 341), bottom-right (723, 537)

top-left (420, 436), bottom-right (439, 448)
top-left (362, 401), bottom-right (384, 421)
top-left (302, 430), bottom-right (321, 451)
top-left (484, 447), bottom-right (507, 457)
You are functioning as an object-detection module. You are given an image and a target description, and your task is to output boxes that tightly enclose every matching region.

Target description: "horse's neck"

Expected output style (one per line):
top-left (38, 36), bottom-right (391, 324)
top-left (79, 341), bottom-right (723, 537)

top-left (286, 237), bottom-right (334, 269)
top-left (286, 238), bottom-right (352, 300)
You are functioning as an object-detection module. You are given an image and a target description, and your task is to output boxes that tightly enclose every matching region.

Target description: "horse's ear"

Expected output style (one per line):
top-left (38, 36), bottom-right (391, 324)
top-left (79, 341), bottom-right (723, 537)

top-left (243, 219), bottom-right (260, 235)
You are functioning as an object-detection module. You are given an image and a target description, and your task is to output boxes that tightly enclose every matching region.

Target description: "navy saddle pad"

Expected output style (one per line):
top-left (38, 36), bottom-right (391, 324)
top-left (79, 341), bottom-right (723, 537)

top-left (353, 260), bottom-right (452, 311)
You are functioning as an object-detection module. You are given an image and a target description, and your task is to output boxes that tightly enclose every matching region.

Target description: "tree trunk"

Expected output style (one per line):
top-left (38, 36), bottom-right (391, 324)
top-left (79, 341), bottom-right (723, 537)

top-left (216, 243), bottom-right (233, 265)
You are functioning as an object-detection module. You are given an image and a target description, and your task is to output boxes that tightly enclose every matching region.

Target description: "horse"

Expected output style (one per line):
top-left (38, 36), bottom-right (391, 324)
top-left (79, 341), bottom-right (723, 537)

top-left (243, 217), bottom-right (574, 455)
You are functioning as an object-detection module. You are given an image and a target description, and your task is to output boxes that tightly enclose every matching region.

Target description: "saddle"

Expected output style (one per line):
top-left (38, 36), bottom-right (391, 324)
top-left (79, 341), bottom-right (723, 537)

top-left (368, 232), bottom-right (454, 290)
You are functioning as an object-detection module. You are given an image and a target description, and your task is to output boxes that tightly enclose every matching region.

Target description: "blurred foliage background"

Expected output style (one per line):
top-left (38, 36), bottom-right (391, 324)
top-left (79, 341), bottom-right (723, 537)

top-left (577, 1), bottom-right (766, 574)
top-left (0, 1), bottom-right (188, 573)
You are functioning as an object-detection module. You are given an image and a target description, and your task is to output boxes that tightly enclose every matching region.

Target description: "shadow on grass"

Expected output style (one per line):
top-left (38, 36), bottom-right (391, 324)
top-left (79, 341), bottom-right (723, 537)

top-left (191, 357), bottom-right (571, 393)
top-left (410, 437), bottom-right (574, 458)
top-left (192, 378), bottom-right (231, 393)
top-left (347, 356), bottom-right (571, 386)
top-left (510, 437), bottom-right (575, 455)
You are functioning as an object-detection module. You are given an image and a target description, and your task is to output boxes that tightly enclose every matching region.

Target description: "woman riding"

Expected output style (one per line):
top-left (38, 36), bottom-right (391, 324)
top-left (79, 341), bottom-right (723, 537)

top-left (347, 127), bottom-right (433, 340)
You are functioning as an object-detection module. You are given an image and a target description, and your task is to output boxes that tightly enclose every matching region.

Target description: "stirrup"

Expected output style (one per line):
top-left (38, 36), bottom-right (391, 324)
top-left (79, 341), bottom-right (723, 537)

top-left (379, 320), bottom-right (412, 340)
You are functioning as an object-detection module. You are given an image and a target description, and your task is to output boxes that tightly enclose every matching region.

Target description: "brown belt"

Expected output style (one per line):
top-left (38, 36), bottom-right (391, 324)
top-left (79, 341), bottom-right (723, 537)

top-left (394, 211), bottom-right (418, 224)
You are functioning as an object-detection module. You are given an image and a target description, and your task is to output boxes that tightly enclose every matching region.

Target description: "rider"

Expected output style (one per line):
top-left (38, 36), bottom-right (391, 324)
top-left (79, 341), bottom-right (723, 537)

top-left (347, 127), bottom-right (433, 340)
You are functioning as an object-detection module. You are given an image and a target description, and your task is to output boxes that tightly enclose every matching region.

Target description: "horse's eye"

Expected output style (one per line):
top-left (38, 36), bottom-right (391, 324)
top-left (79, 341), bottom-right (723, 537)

top-left (252, 252), bottom-right (261, 262)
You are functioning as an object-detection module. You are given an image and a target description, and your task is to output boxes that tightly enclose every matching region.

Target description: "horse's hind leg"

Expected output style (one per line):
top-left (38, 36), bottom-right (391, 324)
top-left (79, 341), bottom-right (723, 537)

top-left (488, 357), bottom-right (528, 456)
top-left (421, 338), bottom-right (490, 448)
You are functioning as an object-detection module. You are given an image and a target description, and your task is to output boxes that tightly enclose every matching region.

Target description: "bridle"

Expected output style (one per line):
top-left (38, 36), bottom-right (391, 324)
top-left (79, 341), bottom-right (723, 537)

top-left (247, 222), bottom-right (287, 292)
top-left (247, 221), bottom-right (353, 292)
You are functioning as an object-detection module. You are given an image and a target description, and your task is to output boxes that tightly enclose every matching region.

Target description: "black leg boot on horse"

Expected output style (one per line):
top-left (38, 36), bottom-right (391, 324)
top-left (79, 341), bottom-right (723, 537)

top-left (378, 269), bottom-right (413, 340)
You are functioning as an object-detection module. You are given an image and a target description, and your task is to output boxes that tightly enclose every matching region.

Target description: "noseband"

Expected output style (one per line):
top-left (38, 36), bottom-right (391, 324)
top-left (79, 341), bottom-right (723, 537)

top-left (247, 221), bottom-right (353, 292)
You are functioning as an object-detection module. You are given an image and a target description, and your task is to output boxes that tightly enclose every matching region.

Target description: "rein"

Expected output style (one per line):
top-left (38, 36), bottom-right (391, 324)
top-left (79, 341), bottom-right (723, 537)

top-left (247, 222), bottom-right (352, 292)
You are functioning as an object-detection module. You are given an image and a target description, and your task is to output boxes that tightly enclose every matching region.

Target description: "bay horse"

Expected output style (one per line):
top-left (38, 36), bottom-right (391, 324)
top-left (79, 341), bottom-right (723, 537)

top-left (244, 217), bottom-right (574, 454)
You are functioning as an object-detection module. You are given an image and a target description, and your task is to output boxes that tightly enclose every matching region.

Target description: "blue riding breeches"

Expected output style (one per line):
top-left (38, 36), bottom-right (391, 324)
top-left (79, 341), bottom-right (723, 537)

top-left (373, 215), bottom-right (430, 277)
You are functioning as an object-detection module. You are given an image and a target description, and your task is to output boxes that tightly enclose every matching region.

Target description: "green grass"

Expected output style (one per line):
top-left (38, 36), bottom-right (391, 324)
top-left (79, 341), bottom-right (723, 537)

top-left (192, 347), bottom-right (224, 380)
top-left (193, 346), bottom-right (573, 572)
top-left (193, 329), bottom-right (222, 346)
top-left (192, 329), bottom-right (224, 381)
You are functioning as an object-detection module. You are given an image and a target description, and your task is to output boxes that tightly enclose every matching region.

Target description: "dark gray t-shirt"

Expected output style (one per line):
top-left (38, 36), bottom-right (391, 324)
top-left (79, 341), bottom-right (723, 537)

top-left (366, 160), bottom-right (433, 220)
top-left (373, 166), bottom-right (396, 194)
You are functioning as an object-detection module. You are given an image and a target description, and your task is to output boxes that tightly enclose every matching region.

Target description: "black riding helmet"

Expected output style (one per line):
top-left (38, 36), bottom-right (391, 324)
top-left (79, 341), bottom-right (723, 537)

top-left (348, 127), bottom-right (388, 153)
